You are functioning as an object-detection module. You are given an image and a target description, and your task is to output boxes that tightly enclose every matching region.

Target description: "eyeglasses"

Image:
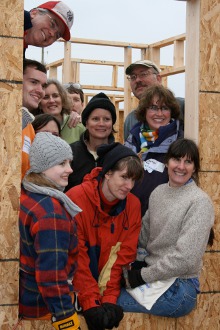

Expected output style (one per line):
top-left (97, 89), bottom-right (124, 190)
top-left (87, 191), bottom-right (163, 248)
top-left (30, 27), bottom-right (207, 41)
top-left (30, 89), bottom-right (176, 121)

top-left (147, 105), bottom-right (171, 113)
top-left (63, 83), bottom-right (82, 90)
top-left (127, 72), bottom-right (157, 81)
top-left (45, 13), bottom-right (62, 39)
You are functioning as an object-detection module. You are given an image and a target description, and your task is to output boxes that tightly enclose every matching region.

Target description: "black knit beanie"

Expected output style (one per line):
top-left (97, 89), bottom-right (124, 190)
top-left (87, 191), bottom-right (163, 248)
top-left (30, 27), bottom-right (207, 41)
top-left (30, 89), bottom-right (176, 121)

top-left (97, 142), bottom-right (138, 177)
top-left (82, 92), bottom-right (116, 126)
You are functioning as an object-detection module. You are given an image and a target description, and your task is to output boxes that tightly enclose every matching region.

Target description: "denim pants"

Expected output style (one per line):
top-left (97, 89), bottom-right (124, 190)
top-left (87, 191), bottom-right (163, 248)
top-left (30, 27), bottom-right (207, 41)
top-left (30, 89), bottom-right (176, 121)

top-left (117, 278), bottom-right (198, 317)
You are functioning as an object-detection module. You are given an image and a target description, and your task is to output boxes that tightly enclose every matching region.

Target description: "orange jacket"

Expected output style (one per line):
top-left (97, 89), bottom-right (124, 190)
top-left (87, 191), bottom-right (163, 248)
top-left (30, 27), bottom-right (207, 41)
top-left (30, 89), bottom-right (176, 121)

top-left (67, 167), bottom-right (141, 311)
top-left (21, 123), bottom-right (35, 179)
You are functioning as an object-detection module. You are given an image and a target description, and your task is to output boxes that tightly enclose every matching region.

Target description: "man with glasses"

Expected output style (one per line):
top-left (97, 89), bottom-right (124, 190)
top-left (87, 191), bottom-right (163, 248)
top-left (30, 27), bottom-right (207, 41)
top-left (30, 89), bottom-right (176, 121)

top-left (24, 1), bottom-right (74, 55)
top-left (124, 60), bottom-right (184, 140)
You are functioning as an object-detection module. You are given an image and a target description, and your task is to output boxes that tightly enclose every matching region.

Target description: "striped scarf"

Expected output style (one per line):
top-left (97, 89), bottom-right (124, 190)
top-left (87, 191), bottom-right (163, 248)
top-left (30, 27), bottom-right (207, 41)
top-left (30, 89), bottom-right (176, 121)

top-left (139, 124), bottom-right (158, 153)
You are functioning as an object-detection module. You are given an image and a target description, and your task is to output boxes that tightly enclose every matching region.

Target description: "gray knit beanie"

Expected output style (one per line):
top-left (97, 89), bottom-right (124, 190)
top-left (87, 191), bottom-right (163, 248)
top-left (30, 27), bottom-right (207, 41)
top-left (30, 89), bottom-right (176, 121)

top-left (29, 132), bottom-right (73, 173)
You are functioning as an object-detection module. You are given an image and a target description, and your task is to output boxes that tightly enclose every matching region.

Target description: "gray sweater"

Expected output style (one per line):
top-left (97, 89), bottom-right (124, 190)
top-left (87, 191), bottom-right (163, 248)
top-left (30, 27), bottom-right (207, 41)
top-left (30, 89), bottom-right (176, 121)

top-left (139, 181), bottom-right (214, 283)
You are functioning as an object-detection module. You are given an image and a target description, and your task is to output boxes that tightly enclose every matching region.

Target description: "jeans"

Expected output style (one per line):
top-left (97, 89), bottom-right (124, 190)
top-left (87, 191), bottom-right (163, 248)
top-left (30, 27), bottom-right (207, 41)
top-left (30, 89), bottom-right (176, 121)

top-left (117, 278), bottom-right (198, 318)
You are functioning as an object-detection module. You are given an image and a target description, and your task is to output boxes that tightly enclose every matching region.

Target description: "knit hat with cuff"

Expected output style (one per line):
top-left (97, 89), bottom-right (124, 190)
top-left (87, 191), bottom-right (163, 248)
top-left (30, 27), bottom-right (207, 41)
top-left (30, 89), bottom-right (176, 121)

top-left (97, 142), bottom-right (138, 177)
top-left (28, 132), bottom-right (73, 173)
top-left (82, 92), bottom-right (116, 126)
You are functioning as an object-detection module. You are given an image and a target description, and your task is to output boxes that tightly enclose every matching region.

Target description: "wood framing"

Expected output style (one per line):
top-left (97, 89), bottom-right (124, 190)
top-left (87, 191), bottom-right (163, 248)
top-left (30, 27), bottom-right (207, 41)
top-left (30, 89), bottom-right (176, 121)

top-left (0, 0), bottom-right (220, 328)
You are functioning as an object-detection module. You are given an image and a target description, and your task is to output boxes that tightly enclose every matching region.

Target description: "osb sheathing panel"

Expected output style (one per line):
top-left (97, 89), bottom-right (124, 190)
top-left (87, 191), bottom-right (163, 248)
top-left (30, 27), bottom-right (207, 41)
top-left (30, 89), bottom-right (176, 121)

top-left (0, 261), bottom-right (19, 304)
top-left (0, 83), bottom-right (22, 258)
top-left (15, 295), bottom-right (220, 330)
top-left (199, 171), bottom-right (220, 251)
top-left (0, 38), bottom-right (23, 82)
top-left (17, 313), bottom-right (176, 330)
top-left (199, 93), bottom-right (220, 171)
top-left (176, 294), bottom-right (220, 329)
top-left (0, 306), bottom-right (19, 330)
top-left (200, 253), bottom-right (220, 292)
top-left (200, 0), bottom-right (220, 92)
top-left (0, 0), bottom-right (23, 37)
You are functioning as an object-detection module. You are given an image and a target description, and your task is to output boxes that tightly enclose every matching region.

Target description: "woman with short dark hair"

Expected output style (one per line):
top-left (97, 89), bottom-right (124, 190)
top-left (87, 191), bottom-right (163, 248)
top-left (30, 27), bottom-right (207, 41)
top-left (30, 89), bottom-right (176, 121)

top-left (32, 113), bottom-right (61, 136)
top-left (118, 138), bottom-right (214, 318)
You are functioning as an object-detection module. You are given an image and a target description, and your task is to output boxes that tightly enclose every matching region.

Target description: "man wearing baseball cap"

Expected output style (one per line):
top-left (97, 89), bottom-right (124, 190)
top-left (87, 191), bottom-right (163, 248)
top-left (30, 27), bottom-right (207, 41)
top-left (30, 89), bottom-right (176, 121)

top-left (124, 60), bottom-right (184, 140)
top-left (24, 1), bottom-right (74, 54)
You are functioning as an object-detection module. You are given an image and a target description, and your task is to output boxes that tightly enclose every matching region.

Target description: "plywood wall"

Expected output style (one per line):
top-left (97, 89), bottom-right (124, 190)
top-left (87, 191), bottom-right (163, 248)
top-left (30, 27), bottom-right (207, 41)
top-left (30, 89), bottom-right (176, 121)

top-left (1, 0), bottom-right (220, 329)
top-left (0, 0), bottom-right (23, 329)
top-left (198, 0), bottom-right (220, 325)
top-left (185, 0), bottom-right (220, 328)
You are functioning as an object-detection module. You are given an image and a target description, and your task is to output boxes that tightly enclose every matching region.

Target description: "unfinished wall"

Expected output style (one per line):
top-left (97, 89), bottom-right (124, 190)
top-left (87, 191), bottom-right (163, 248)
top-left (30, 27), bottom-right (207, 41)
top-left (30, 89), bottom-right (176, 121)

top-left (0, 0), bottom-right (23, 329)
top-left (1, 0), bottom-right (219, 329)
top-left (184, 0), bottom-right (220, 327)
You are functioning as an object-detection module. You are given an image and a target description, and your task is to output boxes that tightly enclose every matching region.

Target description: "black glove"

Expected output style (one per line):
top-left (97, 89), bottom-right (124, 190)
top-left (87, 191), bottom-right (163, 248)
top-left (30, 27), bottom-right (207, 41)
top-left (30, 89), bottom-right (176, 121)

top-left (102, 303), bottom-right (124, 329)
top-left (127, 269), bottom-right (145, 288)
top-left (83, 306), bottom-right (107, 330)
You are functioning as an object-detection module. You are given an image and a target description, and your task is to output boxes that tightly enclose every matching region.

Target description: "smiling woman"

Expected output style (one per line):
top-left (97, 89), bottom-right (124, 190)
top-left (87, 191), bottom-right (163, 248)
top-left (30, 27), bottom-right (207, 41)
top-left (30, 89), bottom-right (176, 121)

top-left (125, 84), bottom-right (183, 216)
top-left (35, 79), bottom-right (85, 144)
top-left (65, 92), bottom-right (117, 190)
top-left (118, 139), bottom-right (214, 318)
top-left (19, 132), bottom-right (81, 329)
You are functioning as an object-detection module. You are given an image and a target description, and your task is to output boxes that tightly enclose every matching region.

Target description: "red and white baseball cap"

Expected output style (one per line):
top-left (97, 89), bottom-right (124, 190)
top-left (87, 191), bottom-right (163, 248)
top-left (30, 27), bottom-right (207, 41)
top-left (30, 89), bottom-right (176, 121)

top-left (38, 1), bottom-right (74, 41)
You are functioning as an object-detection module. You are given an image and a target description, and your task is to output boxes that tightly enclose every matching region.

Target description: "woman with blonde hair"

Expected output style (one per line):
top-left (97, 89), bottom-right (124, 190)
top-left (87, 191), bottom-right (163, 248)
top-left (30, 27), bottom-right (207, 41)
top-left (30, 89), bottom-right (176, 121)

top-left (37, 78), bottom-right (85, 143)
top-left (19, 132), bottom-right (81, 330)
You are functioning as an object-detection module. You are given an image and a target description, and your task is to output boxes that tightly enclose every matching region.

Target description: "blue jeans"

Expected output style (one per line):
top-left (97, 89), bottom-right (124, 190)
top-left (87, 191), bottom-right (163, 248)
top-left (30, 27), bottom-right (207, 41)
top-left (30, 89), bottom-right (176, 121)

top-left (117, 278), bottom-right (198, 317)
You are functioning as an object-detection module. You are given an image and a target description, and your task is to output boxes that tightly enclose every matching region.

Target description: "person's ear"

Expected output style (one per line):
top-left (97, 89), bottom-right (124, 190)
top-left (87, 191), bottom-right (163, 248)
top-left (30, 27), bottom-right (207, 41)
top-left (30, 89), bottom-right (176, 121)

top-left (105, 171), bottom-right (112, 180)
top-left (156, 74), bottom-right (162, 84)
top-left (30, 9), bottom-right (38, 19)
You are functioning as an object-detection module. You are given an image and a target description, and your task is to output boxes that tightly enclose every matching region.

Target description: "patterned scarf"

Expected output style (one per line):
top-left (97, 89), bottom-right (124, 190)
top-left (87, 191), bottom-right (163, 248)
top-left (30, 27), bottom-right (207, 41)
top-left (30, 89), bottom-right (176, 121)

top-left (139, 124), bottom-right (158, 153)
top-left (22, 179), bottom-right (82, 218)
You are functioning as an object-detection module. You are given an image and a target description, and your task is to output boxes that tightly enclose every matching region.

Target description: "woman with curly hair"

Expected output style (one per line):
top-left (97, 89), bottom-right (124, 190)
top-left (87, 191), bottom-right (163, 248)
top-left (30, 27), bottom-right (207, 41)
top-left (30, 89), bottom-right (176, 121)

top-left (125, 84), bottom-right (183, 216)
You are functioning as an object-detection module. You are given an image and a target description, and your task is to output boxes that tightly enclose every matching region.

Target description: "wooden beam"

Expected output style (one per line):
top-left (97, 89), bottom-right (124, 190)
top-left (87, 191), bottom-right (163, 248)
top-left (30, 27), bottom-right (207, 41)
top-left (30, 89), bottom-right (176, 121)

top-left (174, 40), bottom-right (185, 67)
top-left (81, 85), bottom-right (124, 92)
top-left (184, 0), bottom-right (200, 142)
top-left (63, 42), bottom-right (72, 83)
top-left (59, 37), bottom-right (149, 49)
top-left (149, 33), bottom-right (186, 48)
top-left (124, 47), bottom-right (132, 119)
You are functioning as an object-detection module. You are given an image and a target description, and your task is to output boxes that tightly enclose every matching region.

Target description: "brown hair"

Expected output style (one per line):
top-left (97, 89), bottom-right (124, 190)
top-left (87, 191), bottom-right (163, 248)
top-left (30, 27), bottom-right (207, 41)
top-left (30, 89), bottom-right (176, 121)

top-left (32, 114), bottom-right (61, 135)
top-left (25, 172), bottom-right (58, 189)
top-left (109, 156), bottom-right (143, 182)
top-left (64, 83), bottom-right (84, 103)
top-left (165, 138), bottom-right (200, 185)
top-left (37, 79), bottom-right (71, 116)
top-left (136, 85), bottom-right (180, 123)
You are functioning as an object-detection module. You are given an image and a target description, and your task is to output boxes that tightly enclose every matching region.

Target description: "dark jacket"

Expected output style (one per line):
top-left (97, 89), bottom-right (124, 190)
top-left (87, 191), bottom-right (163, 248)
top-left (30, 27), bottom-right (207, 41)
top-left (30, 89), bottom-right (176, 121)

top-left (65, 132), bottom-right (114, 191)
top-left (125, 120), bottom-right (183, 216)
